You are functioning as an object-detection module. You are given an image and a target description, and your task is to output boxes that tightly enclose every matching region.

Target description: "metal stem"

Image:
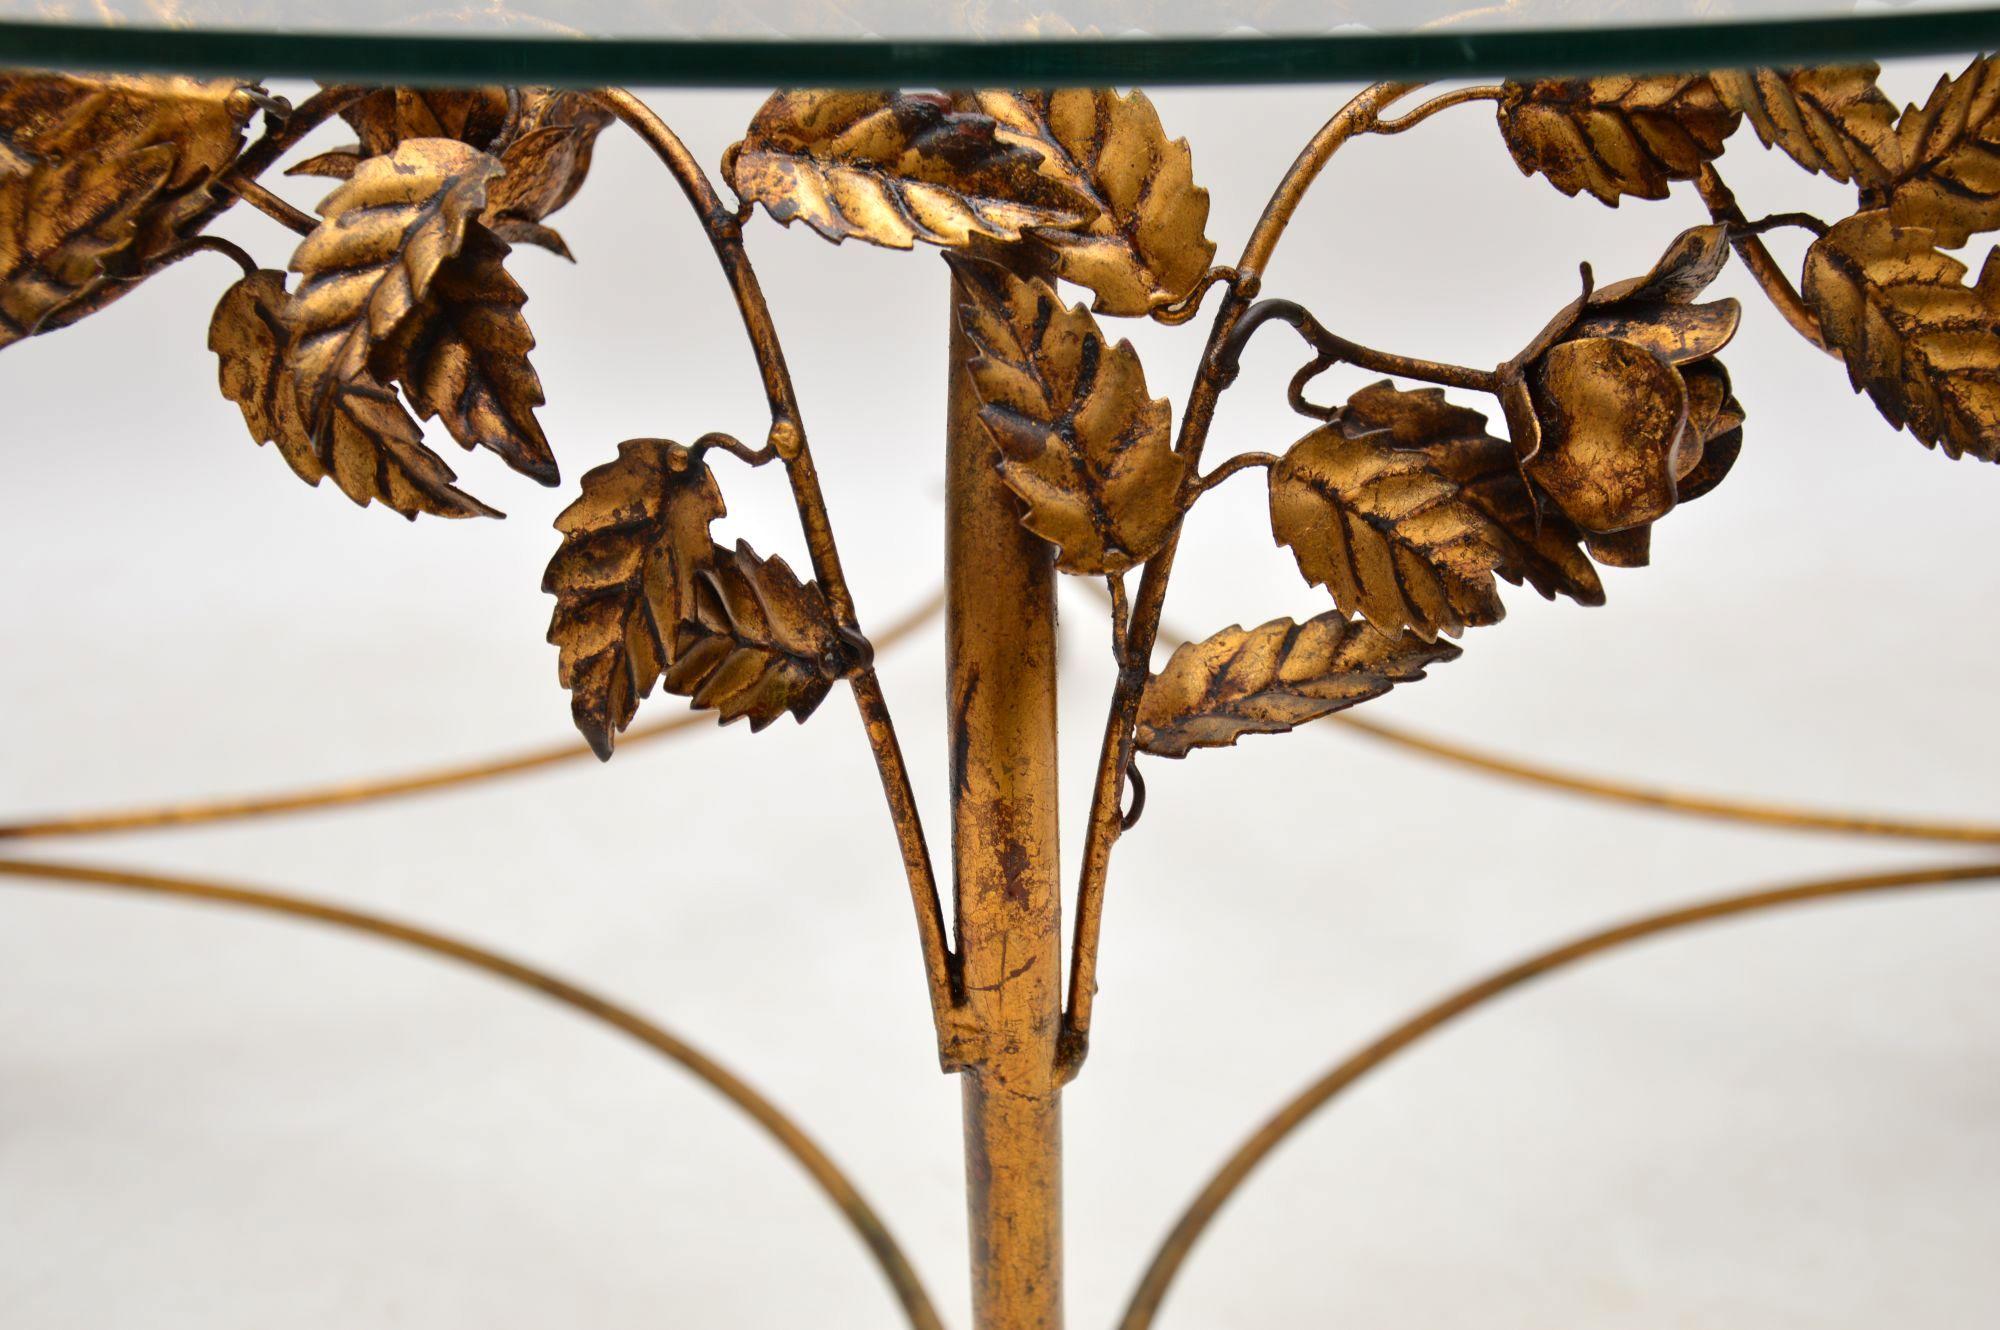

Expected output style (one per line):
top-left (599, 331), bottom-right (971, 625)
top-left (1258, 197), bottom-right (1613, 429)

top-left (596, 89), bottom-right (957, 1050)
top-left (1062, 81), bottom-right (1421, 1078)
top-left (948, 257), bottom-right (1066, 1330)
top-left (1695, 162), bottom-right (1831, 353)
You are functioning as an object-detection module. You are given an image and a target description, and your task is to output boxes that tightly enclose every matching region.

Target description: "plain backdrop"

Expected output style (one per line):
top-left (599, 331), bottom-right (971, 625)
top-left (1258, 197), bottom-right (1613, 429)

top-left (2, 66), bottom-right (1998, 1329)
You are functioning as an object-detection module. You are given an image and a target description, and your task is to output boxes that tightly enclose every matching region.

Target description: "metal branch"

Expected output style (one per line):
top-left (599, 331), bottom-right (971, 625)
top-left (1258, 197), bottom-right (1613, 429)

top-left (1060, 81), bottom-right (1424, 1081)
top-left (0, 857), bottom-right (945, 1330)
top-left (693, 429), bottom-right (779, 468)
top-left (148, 234), bottom-right (258, 280)
top-left (1737, 210), bottom-right (1832, 240)
top-left (595, 89), bottom-right (957, 1045)
top-left (1220, 296), bottom-right (1500, 394)
top-left (1191, 451), bottom-right (1279, 495)
top-left (1118, 860), bottom-right (2000, 1329)
top-left (219, 171), bottom-right (317, 236)
top-left (1696, 163), bottom-right (1832, 354)
top-left (1368, 84), bottom-right (1505, 135)
top-left (1149, 265), bottom-right (1241, 326)
top-left (1107, 572), bottom-right (1133, 667)
top-left (1286, 352), bottom-right (1341, 420)
top-left (197, 84), bottom-right (364, 236)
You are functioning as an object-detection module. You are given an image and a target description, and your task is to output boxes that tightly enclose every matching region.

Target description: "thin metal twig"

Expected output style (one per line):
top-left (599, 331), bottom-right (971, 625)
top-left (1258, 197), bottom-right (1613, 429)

top-left (1696, 163), bottom-right (1831, 354)
top-left (596, 90), bottom-right (958, 1044)
top-left (220, 172), bottom-right (317, 237)
top-left (1221, 296), bottom-right (1500, 394)
top-left (1368, 84), bottom-right (1505, 135)
top-left (148, 234), bottom-right (258, 280)
top-left (694, 430), bottom-right (778, 468)
top-left (1060, 81), bottom-right (1425, 1082)
top-left (1150, 265), bottom-right (1241, 326)
top-left (1106, 572), bottom-right (1132, 667)
top-left (1192, 451), bottom-right (1280, 495)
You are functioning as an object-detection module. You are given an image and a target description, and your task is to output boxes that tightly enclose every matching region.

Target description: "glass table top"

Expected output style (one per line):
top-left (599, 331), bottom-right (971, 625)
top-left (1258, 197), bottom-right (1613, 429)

top-left (3, 1), bottom-right (2000, 84)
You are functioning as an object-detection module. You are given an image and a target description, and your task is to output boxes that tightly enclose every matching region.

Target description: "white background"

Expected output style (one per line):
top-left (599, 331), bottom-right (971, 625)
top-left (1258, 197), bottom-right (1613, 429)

top-left (2, 68), bottom-right (1997, 1328)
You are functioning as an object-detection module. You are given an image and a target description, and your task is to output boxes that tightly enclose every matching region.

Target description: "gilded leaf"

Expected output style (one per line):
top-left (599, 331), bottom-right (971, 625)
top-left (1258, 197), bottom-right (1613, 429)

top-left (953, 253), bottom-right (1189, 574)
top-left (285, 138), bottom-right (502, 502)
top-left (1137, 611), bottom-right (1460, 758)
top-left (1802, 209), bottom-right (2000, 462)
top-left (315, 374), bottom-right (498, 519)
top-left (278, 140), bottom-right (505, 517)
top-left (1342, 381), bottom-right (1604, 607)
top-left (728, 90), bottom-right (1088, 250)
top-left (340, 87), bottom-right (512, 156)
top-left (1889, 55), bottom-right (2000, 248)
top-left (662, 540), bottom-right (845, 731)
top-left (1496, 76), bottom-right (1737, 205)
top-left (1712, 66), bottom-right (1902, 188)
top-left (209, 268), bottom-right (324, 486)
top-left (0, 136), bottom-right (171, 346)
top-left (286, 145), bottom-right (363, 179)
top-left (545, 439), bottom-right (725, 758)
top-left (375, 226), bottom-right (555, 484)
top-left (1269, 420), bottom-right (1510, 641)
top-left (484, 89), bottom-right (610, 253)
top-left (971, 89), bottom-right (1214, 315)
top-left (212, 269), bottom-right (492, 519)
top-left (0, 73), bottom-right (253, 344)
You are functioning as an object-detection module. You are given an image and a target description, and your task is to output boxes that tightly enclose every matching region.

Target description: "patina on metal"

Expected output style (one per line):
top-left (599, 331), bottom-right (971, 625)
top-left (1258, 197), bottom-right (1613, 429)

top-left (6, 61), bottom-right (2000, 1329)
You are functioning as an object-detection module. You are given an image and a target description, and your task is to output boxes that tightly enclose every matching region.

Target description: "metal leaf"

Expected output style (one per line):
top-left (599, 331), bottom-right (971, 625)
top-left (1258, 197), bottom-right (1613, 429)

top-left (315, 374), bottom-right (498, 519)
top-left (972, 89), bottom-right (1215, 315)
top-left (0, 73), bottom-right (253, 344)
top-left (1342, 381), bottom-right (1605, 607)
top-left (285, 137), bottom-right (502, 443)
top-left (209, 268), bottom-right (324, 487)
top-left (340, 86), bottom-right (512, 156)
top-left (1712, 65), bottom-right (1903, 188)
top-left (1889, 55), bottom-right (2000, 248)
top-left (953, 253), bottom-right (1189, 574)
top-left (544, 439), bottom-right (726, 758)
top-left (728, 90), bottom-right (1089, 250)
top-left (661, 539), bottom-right (845, 731)
top-left (484, 90), bottom-right (610, 242)
top-left (1137, 611), bottom-right (1460, 758)
top-left (1269, 419), bottom-right (1511, 642)
top-left (331, 87), bottom-right (603, 250)
top-left (375, 225), bottom-right (556, 485)
top-left (286, 145), bottom-right (364, 180)
top-left (1803, 209), bottom-right (2000, 462)
top-left (213, 268), bottom-right (491, 519)
top-left (1496, 76), bottom-right (1737, 206)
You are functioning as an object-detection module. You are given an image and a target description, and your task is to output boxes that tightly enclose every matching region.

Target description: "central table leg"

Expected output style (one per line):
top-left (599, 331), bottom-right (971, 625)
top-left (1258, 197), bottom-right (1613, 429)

top-left (947, 259), bottom-right (1065, 1330)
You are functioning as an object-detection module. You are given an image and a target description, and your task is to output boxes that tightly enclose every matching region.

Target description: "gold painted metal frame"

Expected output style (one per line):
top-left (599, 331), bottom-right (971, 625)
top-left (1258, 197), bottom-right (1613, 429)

top-left (6, 66), bottom-right (2000, 1329)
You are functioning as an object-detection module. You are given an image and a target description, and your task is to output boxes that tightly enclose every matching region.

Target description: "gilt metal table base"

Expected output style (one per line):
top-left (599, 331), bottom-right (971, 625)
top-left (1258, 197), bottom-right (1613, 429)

top-left (5, 68), bottom-right (2000, 1328)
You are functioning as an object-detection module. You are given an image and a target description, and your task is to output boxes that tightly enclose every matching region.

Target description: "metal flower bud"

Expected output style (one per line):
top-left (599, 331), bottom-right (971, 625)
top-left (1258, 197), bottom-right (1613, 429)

top-left (1501, 224), bottom-right (1746, 560)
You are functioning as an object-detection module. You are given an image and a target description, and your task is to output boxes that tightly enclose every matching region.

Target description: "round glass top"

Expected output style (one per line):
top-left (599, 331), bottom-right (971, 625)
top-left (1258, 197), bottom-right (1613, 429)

top-left (3, 2), bottom-right (2000, 85)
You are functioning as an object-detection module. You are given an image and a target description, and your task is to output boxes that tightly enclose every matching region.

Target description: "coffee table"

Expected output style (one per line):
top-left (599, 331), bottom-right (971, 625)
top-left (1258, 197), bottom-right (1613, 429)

top-left (5, 4), bottom-right (2000, 1326)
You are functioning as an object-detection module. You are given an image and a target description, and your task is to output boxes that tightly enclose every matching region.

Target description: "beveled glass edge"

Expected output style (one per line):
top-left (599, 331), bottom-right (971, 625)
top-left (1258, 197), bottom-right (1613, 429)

top-left (2, 11), bottom-right (2000, 86)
